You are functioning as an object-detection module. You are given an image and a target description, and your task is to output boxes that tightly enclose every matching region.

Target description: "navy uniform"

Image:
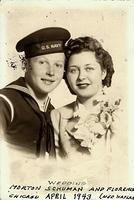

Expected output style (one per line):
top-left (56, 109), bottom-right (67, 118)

top-left (0, 27), bottom-right (70, 157)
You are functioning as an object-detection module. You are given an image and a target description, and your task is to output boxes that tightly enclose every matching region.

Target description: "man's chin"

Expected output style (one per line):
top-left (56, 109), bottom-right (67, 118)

top-left (39, 87), bottom-right (57, 95)
top-left (37, 82), bottom-right (61, 95)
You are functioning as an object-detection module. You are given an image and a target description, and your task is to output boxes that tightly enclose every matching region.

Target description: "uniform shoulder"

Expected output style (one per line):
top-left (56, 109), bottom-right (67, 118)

top-left (0, 95), bottom-right (12, 126)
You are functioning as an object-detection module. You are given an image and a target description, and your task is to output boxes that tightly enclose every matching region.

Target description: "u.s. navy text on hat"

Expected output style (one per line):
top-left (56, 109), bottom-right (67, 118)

top-left (16, 27), bottom-right (71, 58)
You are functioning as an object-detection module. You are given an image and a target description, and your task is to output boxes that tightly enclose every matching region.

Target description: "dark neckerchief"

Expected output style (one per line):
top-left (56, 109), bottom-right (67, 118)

top-left (6, 77), bottom-right (56, 158)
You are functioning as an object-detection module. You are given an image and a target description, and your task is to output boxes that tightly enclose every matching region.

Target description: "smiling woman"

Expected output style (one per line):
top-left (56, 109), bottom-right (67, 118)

top-left (51, 36), bottom-right (126, 185)
top-left (66, 51), bottom-right (106, 100)
top-left (51, 36), bottom-right (115, 157)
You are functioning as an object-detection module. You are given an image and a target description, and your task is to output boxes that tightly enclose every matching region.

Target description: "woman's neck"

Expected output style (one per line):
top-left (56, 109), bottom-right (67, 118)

top-left (77, 91), bottom-right (103, 110)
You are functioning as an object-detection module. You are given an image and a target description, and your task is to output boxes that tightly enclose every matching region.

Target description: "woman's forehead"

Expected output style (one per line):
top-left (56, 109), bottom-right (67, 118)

top-left (68, 51), bottom-right (99, 66)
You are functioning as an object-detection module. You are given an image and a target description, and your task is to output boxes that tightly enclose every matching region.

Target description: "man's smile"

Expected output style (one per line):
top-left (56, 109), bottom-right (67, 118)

top-left (41, 78), bottom-right (55, 85)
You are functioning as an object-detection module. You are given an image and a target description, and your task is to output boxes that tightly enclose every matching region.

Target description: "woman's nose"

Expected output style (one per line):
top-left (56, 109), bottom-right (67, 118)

top-left (78, 69), bottom-right (86, 80)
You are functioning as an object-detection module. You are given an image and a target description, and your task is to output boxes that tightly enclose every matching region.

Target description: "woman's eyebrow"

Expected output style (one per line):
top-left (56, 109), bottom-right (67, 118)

top-left (84, 63), bottom-right (92, 66)
top-left (68, 65), bottom-right (78, 68)
top-left (84, 63), bottom-right (96, 67)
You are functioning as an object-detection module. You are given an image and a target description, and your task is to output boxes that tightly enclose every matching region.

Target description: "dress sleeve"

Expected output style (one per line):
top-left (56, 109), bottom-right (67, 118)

top-left (50, 109), bottom-right (60, 149)
top-left (0, 97), bottom-right (12, 138)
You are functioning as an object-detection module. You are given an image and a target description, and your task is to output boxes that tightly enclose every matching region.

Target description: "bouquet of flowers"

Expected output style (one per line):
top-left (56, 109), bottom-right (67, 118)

top-left (69, 89), bottom-right (122, 153)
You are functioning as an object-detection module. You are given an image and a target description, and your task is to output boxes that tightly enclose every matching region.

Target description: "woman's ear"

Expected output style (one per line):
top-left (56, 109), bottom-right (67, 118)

top-left (101, 69), bottom-right (107, 80)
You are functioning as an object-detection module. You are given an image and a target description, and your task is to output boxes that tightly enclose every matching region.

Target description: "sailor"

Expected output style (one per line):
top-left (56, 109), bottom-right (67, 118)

top-left (0, 27), bottom-right (71, 158)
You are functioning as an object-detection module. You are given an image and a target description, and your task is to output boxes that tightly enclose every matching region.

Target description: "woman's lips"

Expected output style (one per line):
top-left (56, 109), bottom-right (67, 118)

top-left (76, 83), bottom-right (90, 89)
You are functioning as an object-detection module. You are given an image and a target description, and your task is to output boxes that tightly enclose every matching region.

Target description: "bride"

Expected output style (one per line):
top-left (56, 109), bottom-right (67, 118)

top-left (51, 36), bottom-right (127, 185)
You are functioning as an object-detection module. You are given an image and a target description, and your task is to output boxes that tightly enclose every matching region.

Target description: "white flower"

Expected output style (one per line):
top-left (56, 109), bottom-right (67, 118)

top-left (99, 111), bottom-right (113, 128)
top-left (70, 93), bottom-right (122, 153)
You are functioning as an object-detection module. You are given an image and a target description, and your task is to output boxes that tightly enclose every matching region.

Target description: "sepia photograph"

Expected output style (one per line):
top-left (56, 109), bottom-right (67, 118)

top-left (0, 1), bottom-right (134, 199)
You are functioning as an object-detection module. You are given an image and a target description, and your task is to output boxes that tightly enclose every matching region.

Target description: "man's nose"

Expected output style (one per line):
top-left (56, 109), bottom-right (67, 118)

top-left (46, 65), bottom-right (55, 76)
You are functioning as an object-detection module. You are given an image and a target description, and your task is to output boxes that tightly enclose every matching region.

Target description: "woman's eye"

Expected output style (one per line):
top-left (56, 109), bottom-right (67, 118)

top-left (85, 67), bottom-right (94, 72)
top-left (68, 68), bottom-right (77, 73)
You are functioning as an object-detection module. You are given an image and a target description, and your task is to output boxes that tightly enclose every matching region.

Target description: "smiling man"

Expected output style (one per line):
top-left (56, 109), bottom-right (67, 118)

top-left (0, 27), bottom-right (70, 158)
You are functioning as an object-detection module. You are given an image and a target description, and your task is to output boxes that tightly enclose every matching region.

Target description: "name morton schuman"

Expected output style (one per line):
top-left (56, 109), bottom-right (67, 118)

top-left (45, 186), bottom-right (83, 192)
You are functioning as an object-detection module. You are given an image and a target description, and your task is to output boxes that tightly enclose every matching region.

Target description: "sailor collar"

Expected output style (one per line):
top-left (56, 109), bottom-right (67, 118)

top-left (5, 77), bottom-right (50, 112)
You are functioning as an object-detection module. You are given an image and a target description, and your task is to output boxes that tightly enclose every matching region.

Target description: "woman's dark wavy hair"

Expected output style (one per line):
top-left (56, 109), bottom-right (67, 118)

top-left (64, 36), bottom-right (114, 94)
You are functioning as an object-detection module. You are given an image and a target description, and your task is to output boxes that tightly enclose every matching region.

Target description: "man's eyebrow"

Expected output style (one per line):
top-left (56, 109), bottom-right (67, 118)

top-left (55, 60), bottom-right (64, 63)
top-left (35, 57), bottom-right (48, 61)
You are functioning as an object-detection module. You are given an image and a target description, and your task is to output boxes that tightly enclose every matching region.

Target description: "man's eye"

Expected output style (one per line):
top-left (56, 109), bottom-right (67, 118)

top-left (39, 60), bottom-right (48, 65)
top-left (39, 61), bottom-right (44, 64)
top-left (55, 63), bottom-right (63, 68)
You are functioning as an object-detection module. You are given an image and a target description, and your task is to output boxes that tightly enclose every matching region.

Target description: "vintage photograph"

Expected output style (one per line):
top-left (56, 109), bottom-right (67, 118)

top-left (0, 1), bottom-right (134, 199)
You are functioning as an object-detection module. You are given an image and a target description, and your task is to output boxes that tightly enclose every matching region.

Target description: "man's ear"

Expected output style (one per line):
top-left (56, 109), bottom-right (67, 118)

top-left (101, 69), bottom-right (107, 80)
top-left (25, 59), bottom-right (32, 72)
